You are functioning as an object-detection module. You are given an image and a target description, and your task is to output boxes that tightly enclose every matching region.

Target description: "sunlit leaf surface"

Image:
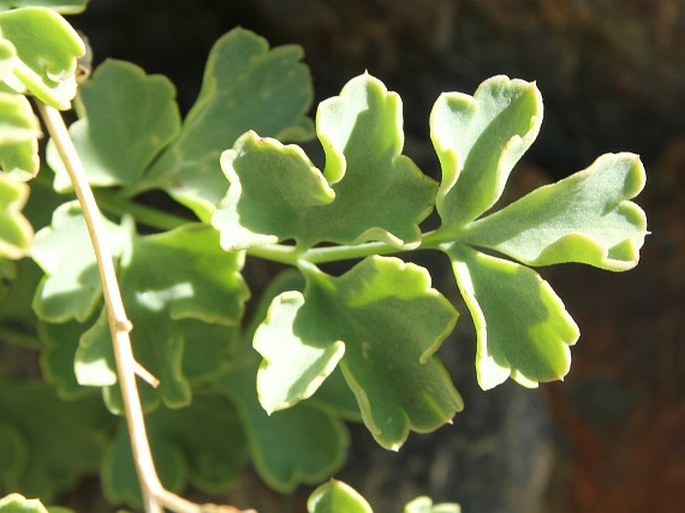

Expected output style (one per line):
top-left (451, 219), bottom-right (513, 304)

top-left (213, 73), bottom-right (437, 250)
top-left (0, 7), bottom-right (83, 109)
top-left (254, 256), bottom-right (462, 449)
top-left (137, 28), bottom-right (314, 220)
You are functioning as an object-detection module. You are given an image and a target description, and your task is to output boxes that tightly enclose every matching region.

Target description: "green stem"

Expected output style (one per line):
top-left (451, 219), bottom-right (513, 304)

top-left (94, 190), bottom-right (189, 231)
top-left (304, 240), bottom-right (403, 264)
top-left (37, 167), bottom-right (460, 266)
top-left (34, 170), bottom-right (194, 231)
top-left (246, 229), bottom-right (461, 267)
top-left (246, 240), bottom-right (412, 266)
top-left (0, 326), bottom-right (40, 349)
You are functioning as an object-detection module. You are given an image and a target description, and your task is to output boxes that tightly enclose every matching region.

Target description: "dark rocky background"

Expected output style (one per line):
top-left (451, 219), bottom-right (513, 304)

top-left (67, 1), bottom-right (685, 512)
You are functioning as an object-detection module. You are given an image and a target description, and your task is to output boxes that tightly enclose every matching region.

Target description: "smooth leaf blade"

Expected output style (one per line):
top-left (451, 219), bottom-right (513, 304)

top-left (0, 92), bottom-right (40, 179)
top-left (31, 201), bottom-right (124, 323)
top-left (215, 266), bottom-right (348, 492)
top-left (431, 75), bottom-right (542, 227)
top-left (463, 152), bottom-right (648, 271)
top-left (0, 7), bottom-right (84, 109)
top-left (122, 223), bottom-right (249, 324)
top-left (213, 131), bottom-right (335, 250)
top-left (313, 257), bottom-right (462, 449)
top-left (35, 215), bottom-right (248, 412)
top-left (81, 223), bottom-right (249, 411)
top-left (307, 480), bottom-right (373, 513)
top-left (0, 37), bottom-right (15, 77)
top-left (39, 317), bottom-right (96, 399)
top-left (254, 290), bottom-right (345, 414)
top-left (0, 380), bottom-right (110, 500)
top-left (213, 73), bottom-right (437, 250)
top-left (137, 27), bottom-right (314, 220)
top-left (305, 73), bottom-right (437, 247)
top-left (218, 364), bottom-right (349, 492)
top-left (447, 245), bottom-right (579, 390)
top-left (255, 256), bottom-right (461, 450)
top-left (102, 395), bottom-right (248, 508)
top-left (47, 59), bottom-right (181, 192)
top-left (0, 174), bottom-right (32, 258)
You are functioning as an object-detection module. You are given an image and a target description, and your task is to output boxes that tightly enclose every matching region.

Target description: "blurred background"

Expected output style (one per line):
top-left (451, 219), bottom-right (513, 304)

top-left (69, 1), bottom-right (684, 512)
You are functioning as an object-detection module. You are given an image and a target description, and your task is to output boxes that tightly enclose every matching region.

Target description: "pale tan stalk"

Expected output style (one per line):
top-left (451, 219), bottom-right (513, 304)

top-left (37, 102), bottom-right (254, 513)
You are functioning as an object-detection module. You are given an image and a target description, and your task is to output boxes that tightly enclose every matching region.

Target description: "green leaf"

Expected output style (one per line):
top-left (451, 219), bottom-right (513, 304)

top-left (307, 480), bottom-right (373, 513)
top-left (0, 7), bottom-right (84, 109)
top-left (404, 497), bottom-right (461, 513)
top-left (212, 131), bottom-right (335, 249)
top-left (102, 394), bottom-right (248, 508)
top-left (217, 361), bottom-right (349, 492)
top-left (0, 380), bottom-right (110, 500)
top-left (0, 258), bottom-right (14, 301)
top-left (307, 367), bottom-right (361, 422)
top-left (254, 289), bottom-right (345, 413)
top-left (213, 73), bottom-right (437, 250)
top-left (136, 27), bottom-right (314, 220)
top-left (77, 223), bottom-right (249, 411)
top-left (33, 206), bottom-right (248, 411)
top-left (46, 59), bottom-right (181, 192)
top-left (0, 258), bottom-right (42, 344)
top-left (0, 37), bottom-right (14, 77)
top-left (0, 494), bottom-right (48, 513)
top-left (255, 256), bottom-right (462, 450)
top-left (431, 75), bottom-right (542, 227)
top-left (0, 424), bottom-right (25, 489)
top-left (0, 92), bottom-right (40, 179)
top-left (214, 275), bottom-right (348, 492)
top-left (38, 317), bottom-right (95, 399)
top-left (446, 245), bottom-right (579, 390)
top-left (462, 153), bottom-right (648, 271)
top-left (0, 1), bottom-right (89, 14)
top-left (31, 201), bottom-right (125, 323)
top-left (0, 174), bottom-right (32, 258)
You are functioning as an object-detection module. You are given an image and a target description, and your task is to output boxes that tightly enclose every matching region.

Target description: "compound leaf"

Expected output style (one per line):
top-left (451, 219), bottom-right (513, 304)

top-left (255, 256), bottom-right (462, 450)
top-left (447, 245), bottom-right (579, 390)
top-left (102, 394), bottom-right (248, 508)
top-left (47, 59), bottom-right (181, 192)
top-left (431, 75), bottom-right (542, 228)
top-left (0, 174), bottom-right (32, 258)
top-left (0, 380), bottom-right (110, 501)
top-left (306, 73), bottom-right (436, 246)
top-left (0, 92), bottom-right (40, 179)
top-left (137, 27), bottom-right (313, 220)
top-left (462, 152), bottom-right (648, 271)
top-left (213, 73), bottom-right (437, 250)
top-left (0, 7), bottom-right (84, 109)
top-left (307, 480), bottom-right (372, 513)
